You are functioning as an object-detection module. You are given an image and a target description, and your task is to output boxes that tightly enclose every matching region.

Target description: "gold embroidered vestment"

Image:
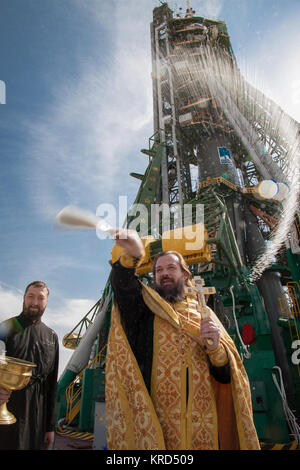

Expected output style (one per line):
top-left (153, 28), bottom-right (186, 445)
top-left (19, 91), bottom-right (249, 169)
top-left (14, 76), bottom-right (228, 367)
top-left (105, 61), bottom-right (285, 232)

top-left (105, 283), bottom-right (260, 450)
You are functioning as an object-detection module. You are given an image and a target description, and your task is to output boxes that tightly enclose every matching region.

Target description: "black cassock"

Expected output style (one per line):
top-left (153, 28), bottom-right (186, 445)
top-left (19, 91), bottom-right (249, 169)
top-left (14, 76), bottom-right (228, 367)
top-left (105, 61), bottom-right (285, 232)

top-left (110, 260), bottom-right (231, 393)
top-left (0, 312), bottom-right (59, 450)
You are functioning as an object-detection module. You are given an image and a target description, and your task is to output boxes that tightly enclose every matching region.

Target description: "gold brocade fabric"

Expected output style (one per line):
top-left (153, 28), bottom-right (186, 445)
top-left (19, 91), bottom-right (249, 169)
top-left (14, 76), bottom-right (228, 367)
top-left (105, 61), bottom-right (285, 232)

top-left (105, 283), bottom-right (260, 450)
top-left (105, 302), bottom-right (165, 450)
top-left (151, 314), bottom-right (218, 449)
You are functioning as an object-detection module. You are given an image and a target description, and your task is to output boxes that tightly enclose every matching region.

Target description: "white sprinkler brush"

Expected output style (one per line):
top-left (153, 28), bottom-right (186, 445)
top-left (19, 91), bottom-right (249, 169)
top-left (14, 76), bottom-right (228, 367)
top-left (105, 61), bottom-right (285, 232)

top-left (55, 205), bottom-right (113, 233)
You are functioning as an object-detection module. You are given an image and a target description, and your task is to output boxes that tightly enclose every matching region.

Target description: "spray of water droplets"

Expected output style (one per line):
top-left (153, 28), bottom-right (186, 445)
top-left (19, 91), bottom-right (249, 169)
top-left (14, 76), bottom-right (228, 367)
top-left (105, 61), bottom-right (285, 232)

top-left (167, 43), bottom-right (300, 282)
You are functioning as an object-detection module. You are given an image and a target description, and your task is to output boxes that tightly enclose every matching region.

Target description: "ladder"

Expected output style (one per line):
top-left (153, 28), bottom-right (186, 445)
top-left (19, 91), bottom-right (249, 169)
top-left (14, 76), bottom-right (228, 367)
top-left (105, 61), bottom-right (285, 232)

top-left (65, 345), bottom-right (107, 426)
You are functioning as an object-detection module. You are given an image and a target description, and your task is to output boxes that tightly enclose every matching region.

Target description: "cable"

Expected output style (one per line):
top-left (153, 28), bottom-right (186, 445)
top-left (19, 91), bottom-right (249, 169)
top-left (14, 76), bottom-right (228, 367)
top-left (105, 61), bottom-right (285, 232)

top-left (272, 366), bottom-right (300, 445)
top-left (229, 285), bottom-right (251, 359)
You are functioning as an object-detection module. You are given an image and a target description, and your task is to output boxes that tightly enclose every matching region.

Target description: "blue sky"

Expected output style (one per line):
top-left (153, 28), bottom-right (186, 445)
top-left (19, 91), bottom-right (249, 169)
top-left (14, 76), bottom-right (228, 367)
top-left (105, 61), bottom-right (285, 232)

top-left (0, 0), bottom-right (299, 376)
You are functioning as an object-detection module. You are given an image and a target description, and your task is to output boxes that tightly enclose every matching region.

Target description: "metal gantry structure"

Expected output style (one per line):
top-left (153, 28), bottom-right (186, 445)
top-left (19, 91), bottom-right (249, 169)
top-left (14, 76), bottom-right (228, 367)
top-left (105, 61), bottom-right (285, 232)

top-left (57, 2), bottom-right (300, 447)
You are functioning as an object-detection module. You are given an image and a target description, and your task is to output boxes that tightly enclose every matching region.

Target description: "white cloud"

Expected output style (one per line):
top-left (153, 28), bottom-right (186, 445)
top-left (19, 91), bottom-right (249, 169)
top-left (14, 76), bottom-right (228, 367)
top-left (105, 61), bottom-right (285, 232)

top-left (44, 297), bottom-right (96, 331)
top-left (45, 297), bottom-right (98, 377)
top-left (196, 0), bottom-right (224, 19)
top-left (24, 2), bottom-right (154, 224)
top-left (0, 283), bottom-right (97, 377)
top-left (0, 284), bottom-right (23, 320)
top-left (239, 11), bottom-right (300, 123)
top-left (72, 0), bottom-right (115, 26)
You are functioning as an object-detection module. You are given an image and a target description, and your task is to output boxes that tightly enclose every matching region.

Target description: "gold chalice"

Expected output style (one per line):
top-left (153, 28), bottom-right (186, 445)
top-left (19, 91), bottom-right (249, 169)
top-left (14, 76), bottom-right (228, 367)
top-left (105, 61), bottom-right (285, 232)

top-left (0, 356), bottom-right (36, 425)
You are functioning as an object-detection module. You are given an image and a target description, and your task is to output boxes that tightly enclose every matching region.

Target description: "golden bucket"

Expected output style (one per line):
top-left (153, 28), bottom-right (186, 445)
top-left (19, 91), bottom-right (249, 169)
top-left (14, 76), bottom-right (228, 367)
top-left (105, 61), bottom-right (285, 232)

top-left (0, 356), bottom-right (36, 425)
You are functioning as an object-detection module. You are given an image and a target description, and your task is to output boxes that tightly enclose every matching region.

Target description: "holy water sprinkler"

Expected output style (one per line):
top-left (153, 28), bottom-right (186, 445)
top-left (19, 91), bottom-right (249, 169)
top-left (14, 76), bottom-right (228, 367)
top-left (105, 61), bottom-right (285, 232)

top-left (55, 205), bottom-right (113, 233)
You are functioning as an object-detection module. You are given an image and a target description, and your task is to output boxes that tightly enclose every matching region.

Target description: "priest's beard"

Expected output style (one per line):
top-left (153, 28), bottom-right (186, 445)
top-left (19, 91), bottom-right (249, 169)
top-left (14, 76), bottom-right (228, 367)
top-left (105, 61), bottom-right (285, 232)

top-left (23, 302), bottom-right (45, 322)
top-left (155, 276), bottom-right (185, 303)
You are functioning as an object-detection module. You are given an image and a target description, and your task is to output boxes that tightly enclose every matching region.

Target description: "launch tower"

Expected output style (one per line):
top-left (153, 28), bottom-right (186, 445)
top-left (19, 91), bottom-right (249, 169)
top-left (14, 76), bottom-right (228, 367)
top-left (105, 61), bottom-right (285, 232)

top-left (57, 2), bottom-right (300, 448)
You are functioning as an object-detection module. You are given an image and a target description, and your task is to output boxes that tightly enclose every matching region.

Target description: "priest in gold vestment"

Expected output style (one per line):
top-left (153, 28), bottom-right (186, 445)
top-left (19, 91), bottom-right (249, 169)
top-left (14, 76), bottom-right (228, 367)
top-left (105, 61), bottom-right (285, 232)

top-left (105, 229), bottom-right (260, 450)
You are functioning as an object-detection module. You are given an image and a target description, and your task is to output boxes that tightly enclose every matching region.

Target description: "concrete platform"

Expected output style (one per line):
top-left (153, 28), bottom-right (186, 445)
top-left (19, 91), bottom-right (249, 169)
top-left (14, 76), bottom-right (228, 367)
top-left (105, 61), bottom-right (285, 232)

top-left (53, 431), bottom-right (93, 450)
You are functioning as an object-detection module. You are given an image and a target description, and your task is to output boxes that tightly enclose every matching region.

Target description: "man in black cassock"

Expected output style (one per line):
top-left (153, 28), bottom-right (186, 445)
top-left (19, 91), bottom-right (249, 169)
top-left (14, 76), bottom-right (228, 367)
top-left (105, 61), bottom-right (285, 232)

top-left (0, 281), bottom-right (59, 450)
